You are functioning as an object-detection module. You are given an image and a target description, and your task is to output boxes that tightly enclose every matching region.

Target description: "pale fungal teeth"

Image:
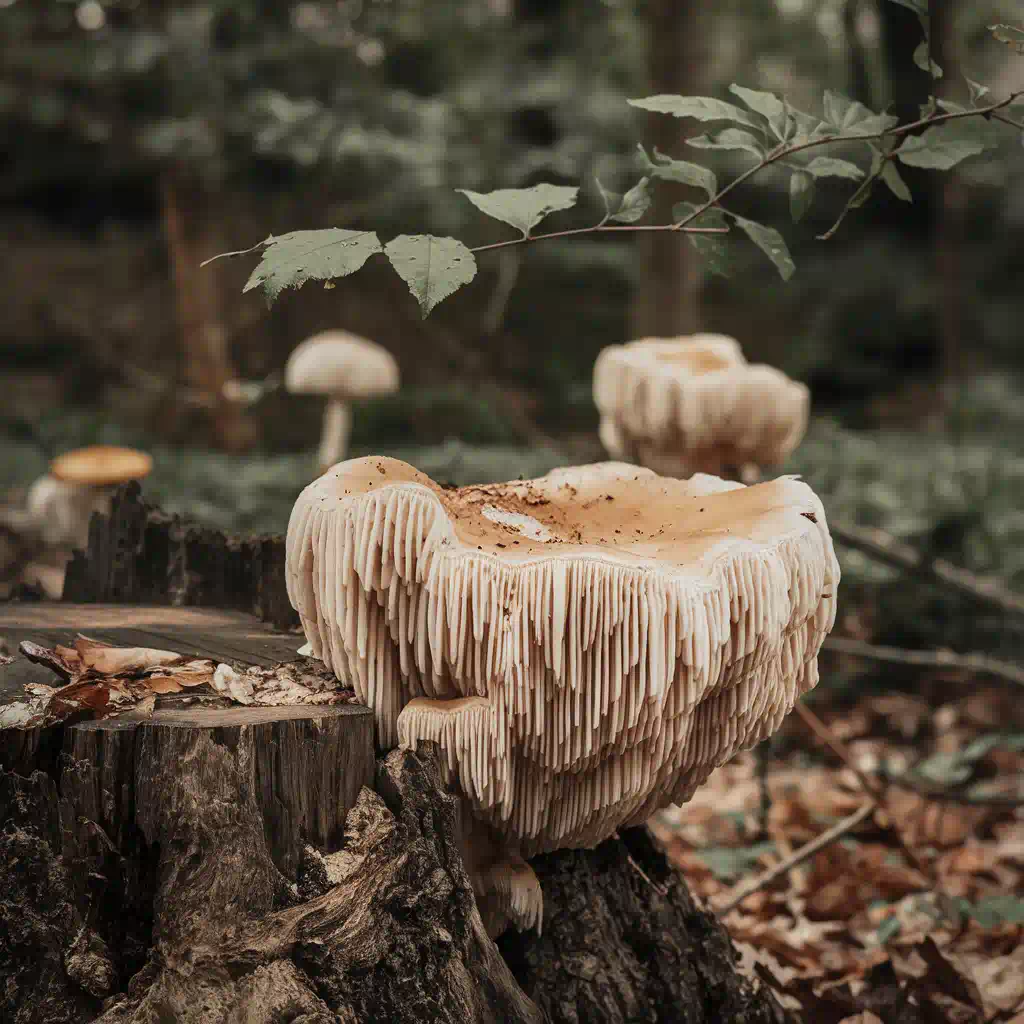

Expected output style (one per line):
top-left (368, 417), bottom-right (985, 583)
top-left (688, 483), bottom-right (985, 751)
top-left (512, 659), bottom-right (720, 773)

top-left (593, 333), bottom-right (809, 478)
top-left (286, 456), bottom-right (839, 934)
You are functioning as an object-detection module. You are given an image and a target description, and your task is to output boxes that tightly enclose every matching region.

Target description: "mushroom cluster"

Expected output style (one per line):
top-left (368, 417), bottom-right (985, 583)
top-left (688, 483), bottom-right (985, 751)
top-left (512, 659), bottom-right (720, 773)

top-left (286, 457), bottom-right (839, 936)
top-left (593, 334), bottom-right (809, 480)
top-left (285, 330), bottom-right (399, 473)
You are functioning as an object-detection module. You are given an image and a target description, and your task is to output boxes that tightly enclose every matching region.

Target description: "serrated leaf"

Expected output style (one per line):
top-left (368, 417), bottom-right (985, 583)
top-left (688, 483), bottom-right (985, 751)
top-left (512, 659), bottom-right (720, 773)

top-left (627, 94), bottom-right (765, 133)
top-left (674, 202), bottom-right (732, 277)
top-left (913, 40), bottom-right (942, 78)
top-left (242, 229), bottom-right (382, 306)
top-left (845, 112), bottom-right (901, 137)
top-left (639, 144), bottom-right (717, 198)
top-left (384, 235), bottom-right (477, 318)
top-left (612, 177), bottom-right (653, 223)
top-left (804, 156), bottom-right (865, 180)
top-left (789, 170), bottom-right (815, 221)
top-left (729, 83), bottom-right (789, 140)
top-left (687, 128), bottom-right (765, 157)
top-left (896, 117), bottom-right (999, 169)
top-left (823, 91), bottom-right (898, 135)
top-left (881, 160), bottom-right (913, 201)
top-left (456, 184), bottom-right (578, 239)
top-left (733, 216), bottom-right (795, 280)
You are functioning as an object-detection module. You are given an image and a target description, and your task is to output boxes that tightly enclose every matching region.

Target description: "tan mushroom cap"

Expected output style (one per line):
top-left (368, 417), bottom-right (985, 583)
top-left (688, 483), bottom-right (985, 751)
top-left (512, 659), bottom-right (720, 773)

top-left (50, 445), bottom-right (153, 487)
top-left (286, 457), bottom-right (839, 867)
top-left (593, 334), bottom-right (809, 474)
top-left (285, 330), bottom-right (399, 399)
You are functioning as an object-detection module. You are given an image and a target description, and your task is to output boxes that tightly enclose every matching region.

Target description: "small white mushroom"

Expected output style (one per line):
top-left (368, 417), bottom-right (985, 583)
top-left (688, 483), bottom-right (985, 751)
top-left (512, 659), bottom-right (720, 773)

top-left (593, 334), bottom-right (809, 478)
top-left (285, 457), bottom-right (840, 936)
top-left (26, 445), bottom-right (153, 549)
top-left (284, 330), bottom-right (399, 473)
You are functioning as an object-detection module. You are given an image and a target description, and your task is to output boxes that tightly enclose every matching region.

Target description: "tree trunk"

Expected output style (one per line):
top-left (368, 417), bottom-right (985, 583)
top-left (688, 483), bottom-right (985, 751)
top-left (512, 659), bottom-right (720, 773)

top-left (161, 165), bottom-right (256, 454)
top-left (3, 486), bottom-right (790, 1024)
top-left (630, 0), bottom-right (705, 339)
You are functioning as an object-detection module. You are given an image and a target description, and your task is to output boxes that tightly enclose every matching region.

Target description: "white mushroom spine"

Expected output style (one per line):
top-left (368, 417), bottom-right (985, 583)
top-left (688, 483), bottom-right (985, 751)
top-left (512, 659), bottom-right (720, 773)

top-left (319, 398), bottom-right (353, 470)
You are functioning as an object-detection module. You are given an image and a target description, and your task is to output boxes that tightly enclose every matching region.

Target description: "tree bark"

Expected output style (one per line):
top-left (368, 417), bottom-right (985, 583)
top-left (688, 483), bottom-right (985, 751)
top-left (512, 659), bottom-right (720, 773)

top-left (61, 482), bottom-right (297, 632)
top-left (630, 0), bottom-right (705, 339)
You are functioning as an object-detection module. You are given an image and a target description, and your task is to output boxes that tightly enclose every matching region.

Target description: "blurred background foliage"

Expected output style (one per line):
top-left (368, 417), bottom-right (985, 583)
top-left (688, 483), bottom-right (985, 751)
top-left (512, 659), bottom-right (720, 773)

top-left (2, 0), bottom-right (1024, 656)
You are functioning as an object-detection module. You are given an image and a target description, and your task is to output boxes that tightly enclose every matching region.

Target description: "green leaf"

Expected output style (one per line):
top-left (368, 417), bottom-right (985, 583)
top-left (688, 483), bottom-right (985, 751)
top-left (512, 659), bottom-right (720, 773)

top-left (627, 95), bottom-right (765, 133)
top-left (612, 177), bottom-right (653, 223)
top-left (823, 91), bottom-right (898, 135)
top-left (789, 170), bottom-right (815, 222)
top-left (968, 895), bottom-right (1024, 927)
top-left (804, 156), bottom-right (865, 181)
top-left (456, 184), bottom-right (578, 239)
top-left (243, 229), bottom-right (382, 306)
top-left (384, 235), bottom-right (477, 318)
top-left (687, 128), bottom-right (765, 158)
top-left (729, 83), bottom-right (789, 140)
top-left (675, 203), bottom-right (732, 277)
top-left (639, 144), bottom-right (718, 199)
top-left (696, 842), bottom-right (775, 882)
top-left (732, 216), bottom-right (795, 281)
top-left (913, 40), bottom-right (942, 78)
top-left (881, 160), bottom-right (913, 201)
top-left (896, 118), bottom-right (999, 170)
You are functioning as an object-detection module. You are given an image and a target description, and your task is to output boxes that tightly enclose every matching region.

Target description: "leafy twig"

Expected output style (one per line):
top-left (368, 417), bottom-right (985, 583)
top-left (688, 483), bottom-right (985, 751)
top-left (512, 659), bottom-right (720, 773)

top-left (468, 220), bottom-right (728, 255)
top-left (717, 802), bottom-right (876, 914)
top-left (829, 520), bottom-right (1024, 618)
top-left (823, 635), bottom-right (1024, 689)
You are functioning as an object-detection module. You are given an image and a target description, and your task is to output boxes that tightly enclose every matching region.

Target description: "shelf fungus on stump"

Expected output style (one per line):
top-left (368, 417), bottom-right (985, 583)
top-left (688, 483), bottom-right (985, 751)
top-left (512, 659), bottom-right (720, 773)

top-left (286, 456), bottom-right (839, 937)
top-left (593, 334), bottom-right (809, 480)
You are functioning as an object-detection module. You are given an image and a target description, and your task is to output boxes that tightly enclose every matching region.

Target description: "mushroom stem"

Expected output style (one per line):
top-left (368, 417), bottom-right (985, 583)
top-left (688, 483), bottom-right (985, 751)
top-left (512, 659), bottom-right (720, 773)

top-left (319, 398), bottom-right (352, 470)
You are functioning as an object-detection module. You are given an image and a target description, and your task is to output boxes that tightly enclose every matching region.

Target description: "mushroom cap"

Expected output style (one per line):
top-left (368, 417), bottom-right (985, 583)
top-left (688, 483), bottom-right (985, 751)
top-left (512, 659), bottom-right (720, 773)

top-left (593, 334), bottom-right (808, 472)
top-left (284, 330), bottom-right (399, 400)
top-left (286, 456), bottom-right (839, 858)
top-left (49, 445), bottom-right (153, 487)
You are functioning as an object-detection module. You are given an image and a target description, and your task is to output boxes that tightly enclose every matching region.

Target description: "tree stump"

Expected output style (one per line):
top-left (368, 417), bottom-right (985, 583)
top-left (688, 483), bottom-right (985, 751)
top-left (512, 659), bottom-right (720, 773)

top-left (4, 492), bottom-right (791, 1023)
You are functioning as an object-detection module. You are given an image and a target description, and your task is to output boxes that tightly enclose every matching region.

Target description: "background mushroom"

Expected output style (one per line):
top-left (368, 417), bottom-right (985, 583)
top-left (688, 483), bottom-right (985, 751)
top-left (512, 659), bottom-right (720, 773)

top-left (593, 333), bottom-right (809, 481)
top-left (25, 444), bottom-right (153, 550)
top-left (286, 456), bottom-right (839, 936)
top-left (284, 330), bottom-right (400, 473)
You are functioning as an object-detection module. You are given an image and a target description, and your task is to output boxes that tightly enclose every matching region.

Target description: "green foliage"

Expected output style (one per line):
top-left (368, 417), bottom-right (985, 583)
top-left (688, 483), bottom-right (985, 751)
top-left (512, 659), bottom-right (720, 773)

top-left (789, 170), bottom-right (815, 222)
top-left (456, 184), bottom-right (579, 239)
top-left (638, 145), bottom-right (717, 199)
top-left (896, 118), bottom-right (1001, 171)
top-left (732, 217), bottom-right (795, 281)
top-left (384, 235), bottom-right (477, 318)
top-left (802, 157), bottom-right (865, 181)
top-left (880, 161), bottom-right (913, 202)
top-left (597, 176), bottom-right (653, 224)
top-left (626, 94), bottom-right (763, 132)
top-left (243, 230), bottom-right (382, 307)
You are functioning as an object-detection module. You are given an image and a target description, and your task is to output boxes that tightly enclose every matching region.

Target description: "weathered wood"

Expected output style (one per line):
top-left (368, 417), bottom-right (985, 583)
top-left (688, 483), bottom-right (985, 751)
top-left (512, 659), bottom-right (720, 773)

top-left (61, 483), bottom-right (298, 630)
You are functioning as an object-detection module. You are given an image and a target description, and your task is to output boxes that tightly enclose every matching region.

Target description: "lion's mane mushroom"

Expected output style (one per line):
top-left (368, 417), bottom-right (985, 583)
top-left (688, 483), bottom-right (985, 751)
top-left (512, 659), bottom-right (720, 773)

top-left (286, 457), bottom-right (839, 936)
top-left (284, 330), bottom-right (399, 473)
top-left (593, 334), bottom-right (809, 479)
top-left (26, 445), bottom-right (153, 549)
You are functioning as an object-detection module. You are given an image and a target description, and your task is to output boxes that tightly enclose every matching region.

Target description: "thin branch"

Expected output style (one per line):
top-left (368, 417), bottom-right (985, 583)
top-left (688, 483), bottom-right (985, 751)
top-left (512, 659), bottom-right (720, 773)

top-left (672, 90), bottom-right (1024, 233)
top-left (817, 159), bottom-right (885, 241)
top-left (717, 802), bottom-right (876, 915)
top-left (829, 520), bottom-right (1024, 618)
top-left (793, 701), bottom-right (937, 883)
top-left (823, 635), bottom-right (1024, 689)
top-left (200, 237), bottom-right (272, 267)
top-left (468, 221), bottom-right (728, 255)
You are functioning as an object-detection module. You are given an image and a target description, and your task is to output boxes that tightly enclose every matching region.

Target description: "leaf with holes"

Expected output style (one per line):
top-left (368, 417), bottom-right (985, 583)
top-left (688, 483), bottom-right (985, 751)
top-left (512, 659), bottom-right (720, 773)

top-left (675, 203), bottom-right (733, 277)
top-left (897, 117), bottom-right (1000, 170)
top-left (456, 184), bottom-right (578, 239)
top-left (384, 235), bottom-right (477, 318)
top-left (733, 216), bottom-right (795, 280)
top-left (243, 229), bottom-right (382, 306)
top-left (627, 95), bottom-right (765, 133)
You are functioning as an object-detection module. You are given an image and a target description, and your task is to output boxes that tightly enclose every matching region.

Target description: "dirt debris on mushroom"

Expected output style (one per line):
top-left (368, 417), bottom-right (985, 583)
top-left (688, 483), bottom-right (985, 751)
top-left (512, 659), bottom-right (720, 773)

top-left (284, 329), bottom-right (399, 473)
top-left (593, 334), bottom-right (809, 479)
top-left (285, 456), bottom-right (839, 936)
